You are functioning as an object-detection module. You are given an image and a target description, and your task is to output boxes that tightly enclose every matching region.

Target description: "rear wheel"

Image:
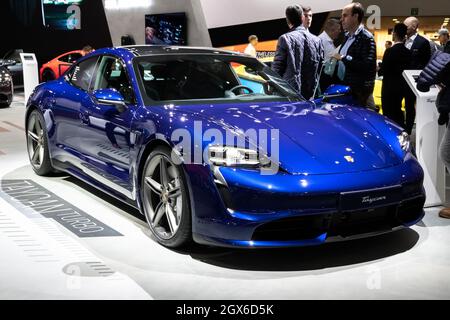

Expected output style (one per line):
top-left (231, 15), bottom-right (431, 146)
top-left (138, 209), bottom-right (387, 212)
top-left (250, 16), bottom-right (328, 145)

top-left (26, 110), bottom-right (54, 176)
top-left (141, 146), bottom-right (192, 248)
top-left (41, 69), bottom-right (56, 82)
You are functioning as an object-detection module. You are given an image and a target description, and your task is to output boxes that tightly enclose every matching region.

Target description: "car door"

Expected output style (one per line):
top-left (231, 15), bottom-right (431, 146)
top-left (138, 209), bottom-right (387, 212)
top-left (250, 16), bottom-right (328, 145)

top-left (58, 52), bottom-right (82, 77)
top-left (78, 55), bottom-right (136, 199)
top-left (51, 55), bottom-right (99, 166)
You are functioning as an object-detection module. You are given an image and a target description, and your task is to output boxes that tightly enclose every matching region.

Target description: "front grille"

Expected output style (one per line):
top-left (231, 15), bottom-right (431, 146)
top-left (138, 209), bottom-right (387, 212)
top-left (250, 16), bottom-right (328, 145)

top-left (226, 187), bottom-right (338, 212)
top-left (251, 196), bottom-right (425, 242)
top-left (252, 214), bottom-right (329, 241)
top-left (328, 206), bottom-right (399, 237)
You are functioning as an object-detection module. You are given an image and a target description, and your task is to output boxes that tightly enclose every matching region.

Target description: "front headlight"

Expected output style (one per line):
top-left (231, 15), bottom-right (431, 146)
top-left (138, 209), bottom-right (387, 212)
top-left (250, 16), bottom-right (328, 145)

top-left (397, 131), bottom-right (410, 152)
top-left (208, 146), bottom-right (271, 167)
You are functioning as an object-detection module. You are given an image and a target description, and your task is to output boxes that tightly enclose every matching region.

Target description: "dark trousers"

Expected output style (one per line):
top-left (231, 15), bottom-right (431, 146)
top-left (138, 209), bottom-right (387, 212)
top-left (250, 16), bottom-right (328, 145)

top-left (351, 85), bottom-right (375, 109)
top-left (382, 88), bottom-right (405, 129)
top-left (404, 87), bottom-right (416, 134)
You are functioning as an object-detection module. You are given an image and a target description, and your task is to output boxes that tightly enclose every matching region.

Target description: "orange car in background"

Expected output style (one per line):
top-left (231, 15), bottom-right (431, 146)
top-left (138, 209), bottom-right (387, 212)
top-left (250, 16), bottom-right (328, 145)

top-left (40, 50), bottom-right (84, 82)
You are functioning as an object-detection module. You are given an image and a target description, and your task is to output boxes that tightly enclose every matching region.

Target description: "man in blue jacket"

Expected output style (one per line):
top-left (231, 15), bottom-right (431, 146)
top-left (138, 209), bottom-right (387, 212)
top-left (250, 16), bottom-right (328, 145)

top-left (272, 5), bottom-right (324, 100)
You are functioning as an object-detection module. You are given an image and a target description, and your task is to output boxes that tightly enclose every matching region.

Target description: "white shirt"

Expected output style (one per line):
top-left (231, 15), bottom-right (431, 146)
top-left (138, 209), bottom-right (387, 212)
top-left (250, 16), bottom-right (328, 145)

top-left (319, 31), bottom-right (337, 62)
top-left (244, 44), bottom-right (257, 57)
top-left (339, 24), bottom-right (365, 58)
top-left (405, 33), bottom-right (418, 50)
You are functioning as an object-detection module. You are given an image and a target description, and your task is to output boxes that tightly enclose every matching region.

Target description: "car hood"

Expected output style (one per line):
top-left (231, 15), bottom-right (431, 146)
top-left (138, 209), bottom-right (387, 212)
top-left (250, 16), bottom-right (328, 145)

top-left (165, 100), bottom-right (402, 175)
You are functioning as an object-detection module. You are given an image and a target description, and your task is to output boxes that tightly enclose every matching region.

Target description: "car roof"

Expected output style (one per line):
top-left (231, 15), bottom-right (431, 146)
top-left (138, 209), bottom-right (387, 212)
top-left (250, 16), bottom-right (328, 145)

top-left (56, 50), bottom-right (84, 59)
top-left (78, 46), bottom-right (257, 69)
top-left (119, 45), bottom-right (242, 57)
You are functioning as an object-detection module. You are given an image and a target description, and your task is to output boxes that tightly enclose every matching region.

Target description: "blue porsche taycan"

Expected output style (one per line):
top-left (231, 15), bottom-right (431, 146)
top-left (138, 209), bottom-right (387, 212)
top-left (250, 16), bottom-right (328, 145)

top-left (25, 46), bottom-right (425, 248)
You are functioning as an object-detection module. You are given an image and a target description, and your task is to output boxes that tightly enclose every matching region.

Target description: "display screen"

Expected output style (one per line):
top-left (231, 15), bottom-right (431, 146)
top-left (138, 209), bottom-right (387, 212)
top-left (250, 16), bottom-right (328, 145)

top-left (145, 13), bottom-right (187, 46)
top-left (42, 0), bottom-right (84, 30)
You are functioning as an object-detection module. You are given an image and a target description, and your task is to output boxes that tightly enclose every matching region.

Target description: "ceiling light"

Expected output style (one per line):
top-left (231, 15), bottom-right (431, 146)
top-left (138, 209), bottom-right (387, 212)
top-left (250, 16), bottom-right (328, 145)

top-left (104, 0), bottom-right (150, 9)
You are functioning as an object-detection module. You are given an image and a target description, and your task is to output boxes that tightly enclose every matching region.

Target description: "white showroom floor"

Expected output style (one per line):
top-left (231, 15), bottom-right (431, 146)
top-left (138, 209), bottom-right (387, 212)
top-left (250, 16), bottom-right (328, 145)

top-left (0, 93), bottom-right (449, 300)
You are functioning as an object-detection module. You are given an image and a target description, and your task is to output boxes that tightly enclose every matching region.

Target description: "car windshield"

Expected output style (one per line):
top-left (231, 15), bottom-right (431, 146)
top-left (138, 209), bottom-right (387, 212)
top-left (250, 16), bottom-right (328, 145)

top-left (134, 54), bottom-right (302, 104)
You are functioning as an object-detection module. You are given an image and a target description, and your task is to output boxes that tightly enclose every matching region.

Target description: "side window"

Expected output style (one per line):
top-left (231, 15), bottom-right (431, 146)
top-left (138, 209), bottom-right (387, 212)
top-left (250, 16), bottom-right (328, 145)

top-left (60, 53), bottom-right (82, 63)
top-left (137, 59), bottom-right (239, 101)
top-left (69, 57), bottom-right (99, 91)
top-left (68, 53), bottom-right (82, 63)
top-left (59, 54), bottom-right (70, 63)
top-left (92, 56), bottom-right (135, 104)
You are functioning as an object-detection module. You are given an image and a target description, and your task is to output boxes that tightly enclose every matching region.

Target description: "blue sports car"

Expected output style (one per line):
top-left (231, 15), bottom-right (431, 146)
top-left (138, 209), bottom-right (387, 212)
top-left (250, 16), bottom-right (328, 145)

top-left (25, 46), bottom-right (425, 248)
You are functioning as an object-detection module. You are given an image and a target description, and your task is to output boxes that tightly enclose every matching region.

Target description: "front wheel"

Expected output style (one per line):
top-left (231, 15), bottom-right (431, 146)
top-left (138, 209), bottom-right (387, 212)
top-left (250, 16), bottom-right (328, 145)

top-left (141, 146), bottom-right (192, 248)
top-left (26, 110), bottom-right (54, 176)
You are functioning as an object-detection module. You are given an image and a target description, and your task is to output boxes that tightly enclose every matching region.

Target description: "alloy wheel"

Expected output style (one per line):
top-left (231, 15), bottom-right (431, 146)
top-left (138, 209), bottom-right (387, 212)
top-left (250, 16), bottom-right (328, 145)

top-left (27, 114), bottom-right (45, 169)
top-left (143, 154), bottom-right (183, 240)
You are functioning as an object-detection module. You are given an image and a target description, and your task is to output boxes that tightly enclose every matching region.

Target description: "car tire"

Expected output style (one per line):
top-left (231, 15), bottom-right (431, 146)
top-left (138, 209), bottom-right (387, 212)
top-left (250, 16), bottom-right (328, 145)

top-left (26, 109), bottom-right (54, 176)
top-left (41, 69), bottom-right (56, 82)
top-left (140, 146), bottom-right (192, 248)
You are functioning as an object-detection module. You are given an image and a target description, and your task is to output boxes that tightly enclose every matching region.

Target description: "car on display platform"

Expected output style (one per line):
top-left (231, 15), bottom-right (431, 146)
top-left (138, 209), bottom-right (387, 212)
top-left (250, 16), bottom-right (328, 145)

top-left (40, 50), bottom-right (84, 82)
top-left (25, 46), bottom-right (425, 249)
top-left (0, 60), bottom-right (14, 108)
top-left (2, 49), bottom-right (24, 89)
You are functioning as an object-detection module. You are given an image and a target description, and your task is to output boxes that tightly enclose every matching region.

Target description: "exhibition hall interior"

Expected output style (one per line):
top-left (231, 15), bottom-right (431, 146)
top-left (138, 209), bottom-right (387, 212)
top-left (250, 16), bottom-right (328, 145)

top-left (0, 0), bottom-right (450, 301)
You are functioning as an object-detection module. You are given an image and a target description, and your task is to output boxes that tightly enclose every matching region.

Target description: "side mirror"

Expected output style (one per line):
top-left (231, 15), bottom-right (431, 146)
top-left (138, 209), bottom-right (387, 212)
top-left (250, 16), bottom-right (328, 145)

top-left (322, 84), bottom-right (351, 102)
top-left (92, 89), bottom-right (127, 112)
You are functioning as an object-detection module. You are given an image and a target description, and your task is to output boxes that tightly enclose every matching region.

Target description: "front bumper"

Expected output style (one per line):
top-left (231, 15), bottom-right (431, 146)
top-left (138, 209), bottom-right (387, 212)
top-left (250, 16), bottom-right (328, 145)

top-left (193, 194), bottom-right (425, 248)
top-left (188, 154), bottom-right (425, 248)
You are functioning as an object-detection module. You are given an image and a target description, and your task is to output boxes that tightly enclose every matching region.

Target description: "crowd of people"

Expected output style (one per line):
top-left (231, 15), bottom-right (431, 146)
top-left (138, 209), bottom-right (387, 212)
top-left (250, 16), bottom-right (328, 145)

top-left (243, 3), bottom-right (449, 122)
top-left (244, 3), bottom-right (450, 218)
top-left (247, 3), bottom-right (380, 106)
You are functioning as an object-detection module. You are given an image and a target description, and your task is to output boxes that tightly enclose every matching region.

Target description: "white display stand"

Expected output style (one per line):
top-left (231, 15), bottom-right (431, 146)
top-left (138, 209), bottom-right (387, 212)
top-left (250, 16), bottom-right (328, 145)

top-left (403, 70), bottom-right (445, 207)
top-left (19, 53), bottom-right (39, 104)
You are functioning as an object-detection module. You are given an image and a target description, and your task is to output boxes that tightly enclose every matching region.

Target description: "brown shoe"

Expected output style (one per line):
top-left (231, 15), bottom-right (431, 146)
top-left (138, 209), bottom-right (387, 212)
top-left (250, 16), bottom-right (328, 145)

top-left (439, 207), bottom-right (450, 219)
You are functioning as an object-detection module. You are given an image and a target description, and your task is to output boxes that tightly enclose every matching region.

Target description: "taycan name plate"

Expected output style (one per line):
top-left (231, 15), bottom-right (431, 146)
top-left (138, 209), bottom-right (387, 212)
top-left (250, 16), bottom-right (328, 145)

top-left (339, 185), bottom-right (402, 211)
top-left (0, 179), bottom-right (122, 238)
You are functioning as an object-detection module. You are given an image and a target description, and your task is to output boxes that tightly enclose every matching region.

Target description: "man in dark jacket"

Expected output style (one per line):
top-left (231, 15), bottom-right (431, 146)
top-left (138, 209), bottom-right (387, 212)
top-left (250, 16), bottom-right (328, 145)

top-left (379, 23), bottom-right (411, 128)
top-left (438, 28), bottom-right (450, 54)
top-left (333, 2), bottom-right (377, 109)
top-left (272, 5), bottom-right (324, 100)
top-left (417, 51), bottom-right (450, 219)
top-left (403, 16), bottom-right (432, 134)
